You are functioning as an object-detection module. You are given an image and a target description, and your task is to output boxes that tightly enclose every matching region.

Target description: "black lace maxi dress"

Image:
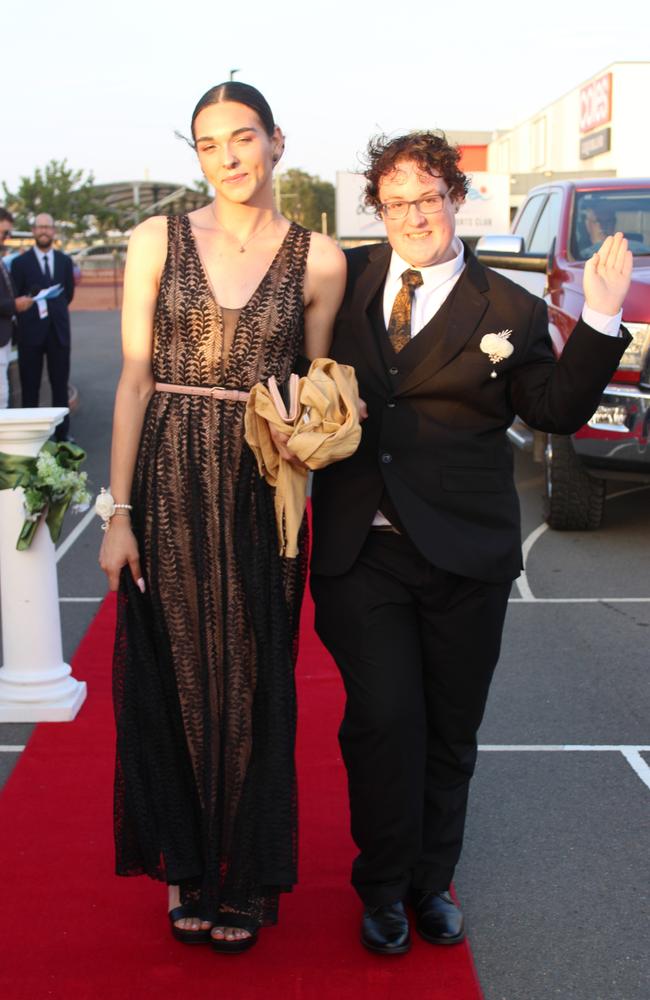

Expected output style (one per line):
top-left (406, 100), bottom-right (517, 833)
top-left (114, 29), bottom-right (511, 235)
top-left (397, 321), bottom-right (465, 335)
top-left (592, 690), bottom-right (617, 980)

top-left (112, 216), bottom-right (311, 929)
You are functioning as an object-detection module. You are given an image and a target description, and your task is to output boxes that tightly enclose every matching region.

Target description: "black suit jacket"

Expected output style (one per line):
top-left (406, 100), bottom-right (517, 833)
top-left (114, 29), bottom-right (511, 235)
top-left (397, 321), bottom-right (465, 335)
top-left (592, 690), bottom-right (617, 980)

top-left (311, 242), bottom-right (631, 583)
top-left (11, 248), bottom-right (74, 347)
top-left (0, 260), bottom-right (16, 348)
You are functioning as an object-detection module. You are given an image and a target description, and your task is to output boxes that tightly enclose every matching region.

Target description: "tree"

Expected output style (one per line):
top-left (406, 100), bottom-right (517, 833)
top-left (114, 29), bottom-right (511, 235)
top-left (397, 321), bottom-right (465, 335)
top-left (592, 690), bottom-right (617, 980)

top-left (2, 160), bottom-right (102, 237)
top-left (276, 169), bottom-right (335, 234)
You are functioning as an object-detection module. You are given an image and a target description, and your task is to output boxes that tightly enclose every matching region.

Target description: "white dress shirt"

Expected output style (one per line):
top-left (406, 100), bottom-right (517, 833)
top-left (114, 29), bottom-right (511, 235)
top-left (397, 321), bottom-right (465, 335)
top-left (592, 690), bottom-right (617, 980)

top-left (382, 237), bottom-right (466, 334)
top-left (373, 239), bottom-right (622, 526)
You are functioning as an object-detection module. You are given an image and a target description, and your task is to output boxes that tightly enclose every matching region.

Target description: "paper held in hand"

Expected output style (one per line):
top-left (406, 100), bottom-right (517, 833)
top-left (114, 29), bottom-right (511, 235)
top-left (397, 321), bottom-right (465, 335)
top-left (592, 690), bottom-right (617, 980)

top-left (34, 284), bottom-right (63, 301)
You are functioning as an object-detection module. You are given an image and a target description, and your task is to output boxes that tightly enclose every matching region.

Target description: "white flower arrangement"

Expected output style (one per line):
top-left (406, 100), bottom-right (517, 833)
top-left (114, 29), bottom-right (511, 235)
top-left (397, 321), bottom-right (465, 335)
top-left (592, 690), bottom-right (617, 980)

top-left (23, 450), bottom-right (91, 523)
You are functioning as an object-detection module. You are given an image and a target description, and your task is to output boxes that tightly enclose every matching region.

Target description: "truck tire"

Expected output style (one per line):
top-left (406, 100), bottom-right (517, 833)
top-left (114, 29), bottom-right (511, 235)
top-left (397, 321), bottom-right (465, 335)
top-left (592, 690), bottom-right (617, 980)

top-left (543, 434), bottom-right (605, 530)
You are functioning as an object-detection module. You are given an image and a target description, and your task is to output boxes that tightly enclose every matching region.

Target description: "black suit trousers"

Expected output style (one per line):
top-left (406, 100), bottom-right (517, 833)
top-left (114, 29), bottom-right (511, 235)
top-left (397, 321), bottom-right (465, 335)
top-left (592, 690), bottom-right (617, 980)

top-left (311, 529), bottom-right (511, 907)
top-left (18, 324), bottom-right (70, 439)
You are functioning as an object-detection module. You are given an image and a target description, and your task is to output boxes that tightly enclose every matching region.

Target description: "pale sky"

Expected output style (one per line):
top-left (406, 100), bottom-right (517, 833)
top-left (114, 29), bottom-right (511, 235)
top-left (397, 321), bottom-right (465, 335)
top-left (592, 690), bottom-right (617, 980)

top-left (2, 0), bottom-right (648, 194)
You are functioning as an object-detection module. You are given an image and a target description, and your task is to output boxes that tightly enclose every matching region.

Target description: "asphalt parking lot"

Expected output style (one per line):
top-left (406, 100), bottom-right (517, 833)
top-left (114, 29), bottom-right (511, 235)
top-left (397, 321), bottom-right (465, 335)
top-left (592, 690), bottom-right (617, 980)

top-left (1, 311), bottom-right (648, 1000)
top-left (459, 434), bottom-right (649, 1000)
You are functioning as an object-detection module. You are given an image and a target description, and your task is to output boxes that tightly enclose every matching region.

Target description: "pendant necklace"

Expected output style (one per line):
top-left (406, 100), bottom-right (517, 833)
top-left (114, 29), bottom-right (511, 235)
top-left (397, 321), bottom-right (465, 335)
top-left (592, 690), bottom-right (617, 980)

top-left (212, 205), bottom-right (279, 253)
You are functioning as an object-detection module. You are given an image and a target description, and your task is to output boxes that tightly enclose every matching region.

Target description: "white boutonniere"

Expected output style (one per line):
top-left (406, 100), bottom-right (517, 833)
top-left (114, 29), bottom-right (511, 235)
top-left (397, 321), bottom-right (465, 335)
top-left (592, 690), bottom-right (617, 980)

top-left (479, 329), bottom-right (514, 377)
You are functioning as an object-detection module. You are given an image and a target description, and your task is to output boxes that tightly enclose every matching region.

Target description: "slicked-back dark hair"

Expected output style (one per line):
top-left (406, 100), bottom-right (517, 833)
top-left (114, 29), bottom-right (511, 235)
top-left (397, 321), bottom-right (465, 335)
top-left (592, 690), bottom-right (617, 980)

top-left (190, 82), bottom-right (275, 142)
top-left (363, 131), bottom-right (469, 212)
top-left (0, 207), bottom-right (14, 224)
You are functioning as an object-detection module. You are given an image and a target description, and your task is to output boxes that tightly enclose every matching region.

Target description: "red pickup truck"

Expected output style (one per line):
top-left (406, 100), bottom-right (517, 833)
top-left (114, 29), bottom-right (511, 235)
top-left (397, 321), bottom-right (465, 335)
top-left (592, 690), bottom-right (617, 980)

top-left (476, 178), bottom-right (650, 529)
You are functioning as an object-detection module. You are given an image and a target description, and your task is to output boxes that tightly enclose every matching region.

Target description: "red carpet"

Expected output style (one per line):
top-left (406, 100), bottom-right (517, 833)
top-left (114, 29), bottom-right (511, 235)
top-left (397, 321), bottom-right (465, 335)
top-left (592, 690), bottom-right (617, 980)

top-left (0, 589), bottom-right (483, 1000)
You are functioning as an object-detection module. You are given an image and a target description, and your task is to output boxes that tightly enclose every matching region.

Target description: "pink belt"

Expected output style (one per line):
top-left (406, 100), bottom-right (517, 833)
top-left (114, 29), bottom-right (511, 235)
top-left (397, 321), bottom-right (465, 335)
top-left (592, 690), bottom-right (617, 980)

top-left (155, 382), bottom-right (250, 403)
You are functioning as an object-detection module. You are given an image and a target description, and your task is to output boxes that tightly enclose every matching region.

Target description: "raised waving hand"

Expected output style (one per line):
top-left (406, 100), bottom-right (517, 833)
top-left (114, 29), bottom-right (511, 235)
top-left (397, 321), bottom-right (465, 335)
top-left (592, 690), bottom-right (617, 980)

top-left (583, 232), bottom-right (633, 315)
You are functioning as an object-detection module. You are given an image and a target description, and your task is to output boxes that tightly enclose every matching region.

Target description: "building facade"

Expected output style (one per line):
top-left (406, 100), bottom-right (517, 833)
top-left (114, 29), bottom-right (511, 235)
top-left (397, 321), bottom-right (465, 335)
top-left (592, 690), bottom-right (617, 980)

top-left (488, 62), bottom-right (650, 212)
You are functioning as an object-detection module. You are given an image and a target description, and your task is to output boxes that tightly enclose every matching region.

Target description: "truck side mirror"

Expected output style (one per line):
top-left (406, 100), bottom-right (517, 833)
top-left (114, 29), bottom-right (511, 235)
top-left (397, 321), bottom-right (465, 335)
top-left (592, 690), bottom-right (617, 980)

top-left (475, 235), bottom-right (525, 256)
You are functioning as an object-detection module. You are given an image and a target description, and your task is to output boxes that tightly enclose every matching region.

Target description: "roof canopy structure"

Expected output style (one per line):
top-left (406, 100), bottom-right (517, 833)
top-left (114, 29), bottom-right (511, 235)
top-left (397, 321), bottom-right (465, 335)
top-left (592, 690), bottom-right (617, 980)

top-left (92, 180), bottom-right (210, 222)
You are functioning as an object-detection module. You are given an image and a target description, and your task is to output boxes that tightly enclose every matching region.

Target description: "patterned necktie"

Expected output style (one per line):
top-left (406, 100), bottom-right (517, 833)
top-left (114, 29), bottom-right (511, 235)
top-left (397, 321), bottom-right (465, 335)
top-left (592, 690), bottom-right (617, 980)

top-left (43, 254), bottom-right (52, 283)
top-left (388, 268), bottom-right (423, 352)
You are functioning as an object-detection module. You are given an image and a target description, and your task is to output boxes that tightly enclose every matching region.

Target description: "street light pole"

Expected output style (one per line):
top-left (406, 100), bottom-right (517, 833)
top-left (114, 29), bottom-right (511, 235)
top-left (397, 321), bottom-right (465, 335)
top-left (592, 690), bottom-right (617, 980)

top-left (229, 68), bottom-right (240, 81)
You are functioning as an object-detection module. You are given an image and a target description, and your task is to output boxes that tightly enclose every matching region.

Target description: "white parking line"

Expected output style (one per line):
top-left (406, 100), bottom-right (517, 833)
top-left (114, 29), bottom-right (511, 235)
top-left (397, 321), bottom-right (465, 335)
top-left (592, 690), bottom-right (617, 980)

top-left (479, 745), bottom-right (650, 751)
top-left (479, 745), bottom-right (650, 791)
top-left (516, 484), bottom-right (650, 602)
top-left (59, 597), bottom-right (104, 603)
top-left (0, 745), bottom-right (26, 752)
top-left (620, 750), bottom-right (650, 791)
top-left (509, 597), bottom-right (650, 603)
top-left (55, 506), bottom-right (97, 563)
top-left (515, 522), bottom-right (547, 600)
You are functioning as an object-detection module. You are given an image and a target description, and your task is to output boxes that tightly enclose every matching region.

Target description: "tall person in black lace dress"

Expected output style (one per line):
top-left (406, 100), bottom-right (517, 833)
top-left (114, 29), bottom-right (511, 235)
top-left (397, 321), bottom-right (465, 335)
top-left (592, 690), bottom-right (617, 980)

top-left (99, 82), bottom-right (345, 952)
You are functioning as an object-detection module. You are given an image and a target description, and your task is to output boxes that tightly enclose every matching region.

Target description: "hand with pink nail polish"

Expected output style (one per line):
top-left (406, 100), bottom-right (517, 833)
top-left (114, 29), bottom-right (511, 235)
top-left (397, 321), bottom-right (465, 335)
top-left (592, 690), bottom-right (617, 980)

top-left (99, 517), bottom-right (145, 593)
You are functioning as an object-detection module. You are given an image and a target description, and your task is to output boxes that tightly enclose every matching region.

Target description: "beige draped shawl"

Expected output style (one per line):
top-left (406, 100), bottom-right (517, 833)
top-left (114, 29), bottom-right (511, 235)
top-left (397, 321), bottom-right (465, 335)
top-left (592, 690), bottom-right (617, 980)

top-left (244, 357), bottom-right (361, 557)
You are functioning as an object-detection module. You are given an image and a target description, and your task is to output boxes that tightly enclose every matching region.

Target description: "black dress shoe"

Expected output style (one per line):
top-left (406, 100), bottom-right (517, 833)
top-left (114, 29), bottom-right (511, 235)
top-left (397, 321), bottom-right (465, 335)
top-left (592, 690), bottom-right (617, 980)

top-left (361, 901), bottom-right (411, 955)
top-left (411, 890), bottom-right (465, 944)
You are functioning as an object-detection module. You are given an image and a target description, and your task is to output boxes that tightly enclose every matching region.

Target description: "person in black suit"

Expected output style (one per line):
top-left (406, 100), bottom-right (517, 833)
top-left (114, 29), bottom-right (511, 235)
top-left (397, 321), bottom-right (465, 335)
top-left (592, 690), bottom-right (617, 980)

top-left (11, 212), bottom-right (75, 439)
top-left (0, 208), bottom-right (33, 407)
top-left (310, 132), bottom-right (632, 955)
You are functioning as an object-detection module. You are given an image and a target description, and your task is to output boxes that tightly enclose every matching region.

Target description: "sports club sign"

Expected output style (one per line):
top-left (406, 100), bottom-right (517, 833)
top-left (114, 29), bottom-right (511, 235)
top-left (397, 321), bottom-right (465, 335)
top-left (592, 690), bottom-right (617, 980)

top-left (580, 73), bottom-right (612, 134)
top-left (454, 173), bottom-right (510, 237)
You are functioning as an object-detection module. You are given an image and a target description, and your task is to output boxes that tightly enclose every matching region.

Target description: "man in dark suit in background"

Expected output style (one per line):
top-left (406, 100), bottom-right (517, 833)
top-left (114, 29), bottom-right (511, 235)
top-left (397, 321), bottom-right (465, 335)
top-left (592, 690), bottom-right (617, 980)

top-left (0, 208), bottom-right (33, 407)
top-left (310, 132), bottom-right (632, 955)
top-left (11, 212), bottom-right (75, 439)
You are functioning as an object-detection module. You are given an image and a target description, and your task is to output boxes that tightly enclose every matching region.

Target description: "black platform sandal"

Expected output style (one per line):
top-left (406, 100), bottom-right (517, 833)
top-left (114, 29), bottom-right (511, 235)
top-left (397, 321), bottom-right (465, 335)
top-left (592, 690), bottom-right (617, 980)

top-left (168, 905), bottom-right (213, 944)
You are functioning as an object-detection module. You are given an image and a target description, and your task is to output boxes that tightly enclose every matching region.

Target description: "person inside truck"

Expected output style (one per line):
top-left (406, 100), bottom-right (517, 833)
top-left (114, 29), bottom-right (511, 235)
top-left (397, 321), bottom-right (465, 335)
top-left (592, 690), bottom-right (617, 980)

top-left (581, 202), bottom-right (650, 259)
top-left (582, 204), bottom-right (617, 258)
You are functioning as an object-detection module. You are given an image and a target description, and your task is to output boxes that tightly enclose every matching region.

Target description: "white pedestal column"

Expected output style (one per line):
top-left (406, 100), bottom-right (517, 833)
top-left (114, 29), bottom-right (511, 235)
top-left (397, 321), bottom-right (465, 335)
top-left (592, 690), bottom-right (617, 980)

top-left (0, 408), bottom-right (87, 721)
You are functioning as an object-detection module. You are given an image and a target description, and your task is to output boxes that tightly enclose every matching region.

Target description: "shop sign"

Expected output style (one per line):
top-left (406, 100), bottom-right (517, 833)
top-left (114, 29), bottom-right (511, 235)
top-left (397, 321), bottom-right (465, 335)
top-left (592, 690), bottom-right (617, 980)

top-left (579, 127), bottom-right (611, 160)
top-left (580, 73), bottom-right (612, 133)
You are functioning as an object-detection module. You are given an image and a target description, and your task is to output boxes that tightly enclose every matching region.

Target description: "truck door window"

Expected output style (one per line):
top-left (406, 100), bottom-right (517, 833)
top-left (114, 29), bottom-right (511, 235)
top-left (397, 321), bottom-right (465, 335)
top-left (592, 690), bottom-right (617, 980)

top-left (528, 193), bottom-right (562, 255)
top-left (573, 191), bottom-right (650, 260)
top-left (512, 194), bottom-right (547, 251)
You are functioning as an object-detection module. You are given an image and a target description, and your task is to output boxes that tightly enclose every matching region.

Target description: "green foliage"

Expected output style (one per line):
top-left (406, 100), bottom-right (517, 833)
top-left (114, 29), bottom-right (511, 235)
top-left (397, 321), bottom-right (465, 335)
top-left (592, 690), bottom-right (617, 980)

top-left (276, 169), bottom-right (335, 234)
top-left (2, 159), bottom-right (102, 237)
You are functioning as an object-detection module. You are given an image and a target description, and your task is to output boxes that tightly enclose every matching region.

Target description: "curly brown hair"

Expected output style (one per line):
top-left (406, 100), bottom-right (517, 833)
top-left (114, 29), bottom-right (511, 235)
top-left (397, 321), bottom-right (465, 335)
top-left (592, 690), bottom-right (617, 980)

top-left (363, 131), bottom-right (469, 212)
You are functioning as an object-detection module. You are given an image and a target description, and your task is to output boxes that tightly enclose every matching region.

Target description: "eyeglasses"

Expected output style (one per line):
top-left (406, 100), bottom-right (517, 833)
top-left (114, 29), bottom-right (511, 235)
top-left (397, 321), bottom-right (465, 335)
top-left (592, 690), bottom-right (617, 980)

top-left (380, 193), bottom-right (448, 220)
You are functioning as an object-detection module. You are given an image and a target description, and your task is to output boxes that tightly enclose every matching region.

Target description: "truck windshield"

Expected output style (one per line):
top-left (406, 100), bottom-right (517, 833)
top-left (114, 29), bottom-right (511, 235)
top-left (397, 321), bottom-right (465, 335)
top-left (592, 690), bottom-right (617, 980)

top-left (572, 190), bottom-right (650, 261)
